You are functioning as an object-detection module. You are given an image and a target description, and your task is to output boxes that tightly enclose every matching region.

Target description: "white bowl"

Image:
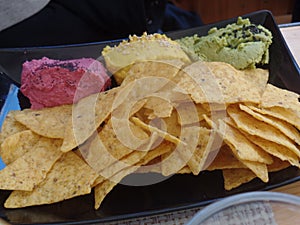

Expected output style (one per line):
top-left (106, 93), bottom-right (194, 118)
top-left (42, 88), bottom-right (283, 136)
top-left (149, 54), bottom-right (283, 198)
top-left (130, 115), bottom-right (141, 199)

top-left (186, 191), bottom-right (300, 225)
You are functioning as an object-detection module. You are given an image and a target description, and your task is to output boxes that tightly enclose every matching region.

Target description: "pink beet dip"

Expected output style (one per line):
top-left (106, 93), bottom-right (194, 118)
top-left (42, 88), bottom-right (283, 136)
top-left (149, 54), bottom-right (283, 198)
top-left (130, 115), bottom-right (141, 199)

top-left (20, 57), bottom-right (111, 109)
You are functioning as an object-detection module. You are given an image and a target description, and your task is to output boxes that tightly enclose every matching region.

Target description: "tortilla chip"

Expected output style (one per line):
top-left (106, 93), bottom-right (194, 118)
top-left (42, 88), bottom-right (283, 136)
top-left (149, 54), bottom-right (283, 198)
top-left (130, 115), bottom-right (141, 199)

top-left (242, 133), bottom-right (300, 168)
top-left (174, 102), bottom-right (201, 126)
top-left (161, 146), bottom-right (186, 176)
top-left (176, 61), bottom-right (268, 104)
top-left (239, 104), bottom-right (300, 145)
top-left (218, 120), bottom-right (269, 182)
top-left (186, 126), bottom-right (212, 175)
top-left (143, 96), bottom-right (173, 119)
top-left (177, 166), bottom-right (191, 174)
top-left (1, 130), bottom-right (40, 165)
top-left (267, 156), bottom-right (291, 172)
top-left (160, 110), bottom-right (181, 137)
top-left (94, 179), bottom-right (117, 210)
top-left (61, 87), bottom-right (119, 152)
top-left (4, 151), bottom-right (98, 208)
top-left (14, 105), bottom-right (72, 139)
top-left (131, 116), bottom-right (183, 145)
top-left (227, 104), bottom-right (300, 158)
top-left (206, 144), bottom-right (246, 171)
top-left (94, 138), bottom-right (173, 209)
top-left (260, 84), bottom-right (300, 112)
top-left (81, 119), bottom-right (148, 176)
top-left (223, 168), bottom-right (257, 191)
top-left (221, 121), bottom-right (273, 164)
top-left (138, 140), bottom-right (172, 169)
top-left (248, 105), bottom-right (300, 131)
top-left (136, 157), bottom-right (162, 174)
top-left (0, 138), bottom-right (63, 191)
top-left (0, 111), bottom-right (27, 155)
top-left (121, 60), bottom-right (184, 87)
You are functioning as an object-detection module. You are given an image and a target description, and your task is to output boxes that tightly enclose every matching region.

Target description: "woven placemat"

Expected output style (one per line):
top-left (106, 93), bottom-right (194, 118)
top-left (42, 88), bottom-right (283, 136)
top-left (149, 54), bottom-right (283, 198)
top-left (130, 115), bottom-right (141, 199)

top-left (101, 207), bottom-right (201, 225)
top-left (100, 201), bottom-right (277, 225)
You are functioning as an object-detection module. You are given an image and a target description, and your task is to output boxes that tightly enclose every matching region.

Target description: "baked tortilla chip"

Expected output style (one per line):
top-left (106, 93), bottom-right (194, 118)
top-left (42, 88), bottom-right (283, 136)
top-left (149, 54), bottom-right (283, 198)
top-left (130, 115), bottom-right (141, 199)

top-left (248, 104), bottom-right (300, 131)
top-left (14, 105), bottom-right (72, 139)
top-left (260, 84), bottom-right (300, 111)
top-left (240, 104), bottom-right (300, 145)
top-left (0, 111), bottom-right (27, 155)
top-left (207, 144), bottom-right (246, 171)
top-left (217, 120), bottom-right (269, 182)
top-left (4, 151), bottom-right (98, 208)
top-left (242, 133), bottom-right (300, 168)
top-left (223, 168), bottom-right (257, 191)
top-left (267, 156), bottom-right (291, 172)
top-left (61, 87), bottom-right (119, 152)
top-left (177, 61), bottom-right (268, 104)
top-left (94, 139), bottom-right (172, 209)
top-left (227, 104), bottom-right (300, 158)
top-left (0, 138), bottom-right (62, 191)
top-left (221, 120), bottom-right (273, 164)
top-left (131, 116), bottom-right (183, 145)
top-left (121, 60), bottom-right (184, 86)
top-left (1, 130), bottom-right (40, 165)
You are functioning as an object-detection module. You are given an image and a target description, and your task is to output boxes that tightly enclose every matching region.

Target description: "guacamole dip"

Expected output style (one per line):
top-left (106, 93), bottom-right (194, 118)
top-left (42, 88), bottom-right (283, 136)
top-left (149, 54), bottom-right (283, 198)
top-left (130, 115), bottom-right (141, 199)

top-left (177, 17), bottom-right (273, 69)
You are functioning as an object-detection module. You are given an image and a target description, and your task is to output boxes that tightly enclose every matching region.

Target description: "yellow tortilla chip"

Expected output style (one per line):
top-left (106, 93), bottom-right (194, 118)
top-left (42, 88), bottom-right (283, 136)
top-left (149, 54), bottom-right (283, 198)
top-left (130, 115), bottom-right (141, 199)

top-left (161, 146), bottom-right (186, 176)
top-left (218, 120), bottom-right (269, 182)
top-left (177, 166), bottom-right (191, 174)
top-left (121, 60), bottom-right (184, 87)
top-left (218, 115), bottom-right (273, 164)
top-left (0, 111), bottom-right (27, 155)
top-left (137, 140), bottom-right (173, 172)
top-left (206, 144), bottom-right (246, 171)
top-left (1, 130), bottom-right (40, 165)
top-left (239, 104), bottom-right (300, 145)
top-left (0, 138), bottom-right (63, 191)
top-left (143, 96), bottom-right (173, 119)
top-left (81, 119), bottom-right (149, 177)
top-left (173, 102), bottom-right (201, 126)
top-left (176, 61), bottom-right (268, 104)
top-left (242, 133), bottom-right (300, 168)
top-left (94, 179), bottom-right (117, 210)
top-left (227, 104), bottom-right (300, 158)
top-left (222, 168), bottom-right (257, 191)
top-left (94, 139), bottom-right (172, 209)
top-left (99, 132), bottom-right (168, 179)
top-left (4, 151), bottom-right (98, 208)
top-left (248, 104), bottom-right (300, 131)
top-left (61, 87), bottom-right (119, 152)
top-left (131, 116), bottom-right (183, 145)
top-left (186, 126), bottom-right (212, 175)
top-left (14, 105), bottom-right (72, 139)
top-left (260, 84), bottom-right (300, 112)
top-left (267, 156), bottom-right (291, 172)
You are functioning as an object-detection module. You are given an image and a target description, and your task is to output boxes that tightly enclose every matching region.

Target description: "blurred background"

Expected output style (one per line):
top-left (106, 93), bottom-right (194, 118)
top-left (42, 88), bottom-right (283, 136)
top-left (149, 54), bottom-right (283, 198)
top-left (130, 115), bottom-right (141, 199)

top-left (171, 0), bottom-right (297, 24)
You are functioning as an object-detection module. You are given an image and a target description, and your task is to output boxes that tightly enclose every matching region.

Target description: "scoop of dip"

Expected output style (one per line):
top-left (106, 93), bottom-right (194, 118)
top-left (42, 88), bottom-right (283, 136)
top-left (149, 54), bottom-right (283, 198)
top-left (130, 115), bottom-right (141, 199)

top-left (102, 32), bottom-right (191, 84)
top-left (177, 17), bottom-right (273, 69)
top-left (20, 57), bottom-right (111, 109)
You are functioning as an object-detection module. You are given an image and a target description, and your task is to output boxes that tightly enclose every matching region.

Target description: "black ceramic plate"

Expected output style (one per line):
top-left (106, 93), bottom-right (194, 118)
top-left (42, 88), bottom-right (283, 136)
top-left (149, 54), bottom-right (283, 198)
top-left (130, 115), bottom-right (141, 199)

top-left (1, 10), bottom-right (300, 225)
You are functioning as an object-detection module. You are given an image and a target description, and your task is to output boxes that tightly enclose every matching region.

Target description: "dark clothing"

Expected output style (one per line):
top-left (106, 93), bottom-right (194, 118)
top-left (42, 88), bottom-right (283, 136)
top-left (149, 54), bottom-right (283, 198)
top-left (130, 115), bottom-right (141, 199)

top-left (0, 0), bottom-right (203, 48)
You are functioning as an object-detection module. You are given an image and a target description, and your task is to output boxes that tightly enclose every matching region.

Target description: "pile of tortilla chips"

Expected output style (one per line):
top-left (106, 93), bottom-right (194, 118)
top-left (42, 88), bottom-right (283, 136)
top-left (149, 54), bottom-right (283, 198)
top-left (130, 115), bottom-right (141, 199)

top-left (0, 60), bottom-right (300, 210)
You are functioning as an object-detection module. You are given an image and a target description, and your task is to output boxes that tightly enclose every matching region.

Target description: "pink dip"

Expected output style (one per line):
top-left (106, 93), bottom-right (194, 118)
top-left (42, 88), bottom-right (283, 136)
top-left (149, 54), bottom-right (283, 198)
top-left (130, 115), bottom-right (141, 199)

top-left (20, 57), bottom-right (111, 109)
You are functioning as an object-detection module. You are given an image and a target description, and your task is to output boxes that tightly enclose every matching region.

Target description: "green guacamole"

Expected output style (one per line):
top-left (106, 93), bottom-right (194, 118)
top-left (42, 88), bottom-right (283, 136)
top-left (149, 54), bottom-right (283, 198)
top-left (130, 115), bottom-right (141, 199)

top-left (177, 17), bottom-right (273, 69)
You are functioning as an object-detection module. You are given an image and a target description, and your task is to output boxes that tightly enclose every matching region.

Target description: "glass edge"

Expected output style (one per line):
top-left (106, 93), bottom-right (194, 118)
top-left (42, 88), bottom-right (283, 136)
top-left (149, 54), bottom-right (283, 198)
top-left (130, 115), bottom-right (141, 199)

top-left (186, 191), bottom-right (300, 225)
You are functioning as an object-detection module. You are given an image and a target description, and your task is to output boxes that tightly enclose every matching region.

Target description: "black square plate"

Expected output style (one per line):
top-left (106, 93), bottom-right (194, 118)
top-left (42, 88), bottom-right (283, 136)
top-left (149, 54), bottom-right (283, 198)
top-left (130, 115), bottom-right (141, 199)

top-left (0, 10), bottom-right (300, 225)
